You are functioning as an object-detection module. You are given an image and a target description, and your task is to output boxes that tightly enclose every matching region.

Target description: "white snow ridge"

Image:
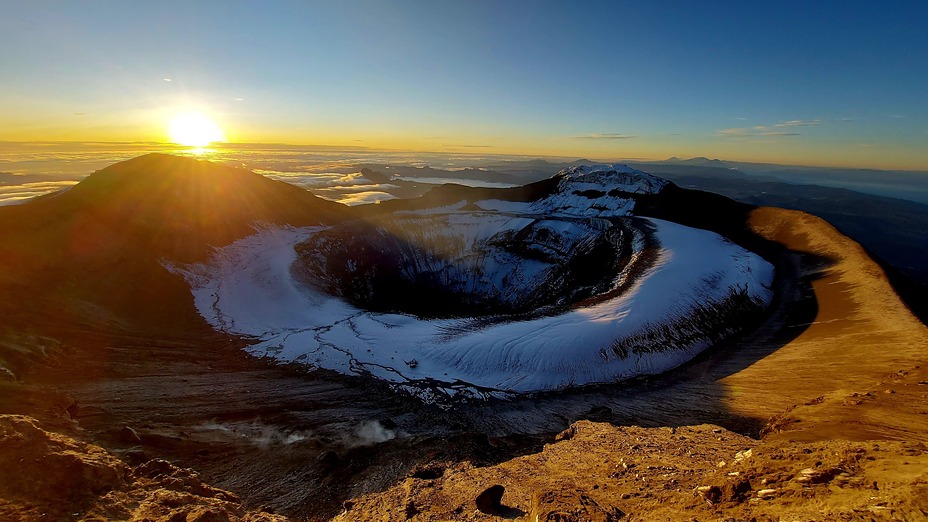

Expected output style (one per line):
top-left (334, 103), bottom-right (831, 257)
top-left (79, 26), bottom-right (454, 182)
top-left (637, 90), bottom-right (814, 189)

top-left (171, 165), bottom-right (774, 400)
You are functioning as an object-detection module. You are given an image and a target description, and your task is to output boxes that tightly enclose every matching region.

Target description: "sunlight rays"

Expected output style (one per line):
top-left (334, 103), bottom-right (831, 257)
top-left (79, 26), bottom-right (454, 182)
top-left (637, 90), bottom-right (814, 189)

top-left (168, 112), bottom-right (225, 148)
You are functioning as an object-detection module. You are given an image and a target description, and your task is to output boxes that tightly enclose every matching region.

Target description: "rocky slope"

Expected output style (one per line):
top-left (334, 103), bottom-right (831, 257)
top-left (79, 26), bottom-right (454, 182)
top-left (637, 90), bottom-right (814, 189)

top-left (0, 414), bottom-right (286, 521)
top-left (335, 417), bottom-right (928, 521)
top-left (0, 153), bottom-right (345, 321)
top-left (0, 153), bottom-right (347, 380)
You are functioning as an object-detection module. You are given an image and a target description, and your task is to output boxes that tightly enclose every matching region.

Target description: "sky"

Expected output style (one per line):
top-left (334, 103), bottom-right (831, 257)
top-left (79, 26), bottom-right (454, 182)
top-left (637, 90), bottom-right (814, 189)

top-left (1, 1), bottom-right (927, 169)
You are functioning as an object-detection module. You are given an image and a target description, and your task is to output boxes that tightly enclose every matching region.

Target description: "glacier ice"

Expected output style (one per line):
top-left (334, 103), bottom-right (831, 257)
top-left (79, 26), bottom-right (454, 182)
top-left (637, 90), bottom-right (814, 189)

top-left (170, 165), bottom-right (774, 397)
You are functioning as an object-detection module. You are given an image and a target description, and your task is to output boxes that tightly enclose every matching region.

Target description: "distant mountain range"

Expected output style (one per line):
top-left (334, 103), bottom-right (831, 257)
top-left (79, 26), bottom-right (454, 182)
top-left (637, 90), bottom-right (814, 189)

top-left (662, 156), bottom-right (732, 168)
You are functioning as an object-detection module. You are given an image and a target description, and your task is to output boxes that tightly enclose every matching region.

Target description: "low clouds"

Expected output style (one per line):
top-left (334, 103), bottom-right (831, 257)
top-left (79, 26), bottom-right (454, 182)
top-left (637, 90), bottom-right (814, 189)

top-left (571, 133), bottom-right (636, 140)
top-left (0, 180), bottom-right (78, 206)
top-left (773, 119), bottom-right (821, 127)
top-left (257, 170), bottom-right (402, 206)
top-left (718, 119), bottom-right (821, 139)
top-left (718, 128), bottom-right (801, 138)
top-left (257, 170), bottom-right (372, 190)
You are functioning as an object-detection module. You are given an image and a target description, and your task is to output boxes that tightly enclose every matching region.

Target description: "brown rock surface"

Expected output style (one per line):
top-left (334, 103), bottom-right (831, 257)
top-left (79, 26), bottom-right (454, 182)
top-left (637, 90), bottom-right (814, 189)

top-left (334, 420), bottom-right (928, 521)
top-left (0, 414), bottom-right (285, 522)
top-left (721, 207), bottom-right (928, 425)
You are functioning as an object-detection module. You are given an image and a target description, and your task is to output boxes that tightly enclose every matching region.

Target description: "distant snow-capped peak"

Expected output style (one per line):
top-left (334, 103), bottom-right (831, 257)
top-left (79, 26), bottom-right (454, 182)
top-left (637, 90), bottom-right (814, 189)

top-left (555, 164), bottom-right (668, 195)
top-left (509, 164), bottom-right (669, 218)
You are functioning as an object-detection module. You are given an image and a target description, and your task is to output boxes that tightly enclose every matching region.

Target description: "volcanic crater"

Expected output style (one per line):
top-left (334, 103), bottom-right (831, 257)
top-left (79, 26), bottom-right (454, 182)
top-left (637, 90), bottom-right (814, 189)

top-left (291, 213), bottom-right (647, 319)
top-left (173, 164), bottom-right (775, 395)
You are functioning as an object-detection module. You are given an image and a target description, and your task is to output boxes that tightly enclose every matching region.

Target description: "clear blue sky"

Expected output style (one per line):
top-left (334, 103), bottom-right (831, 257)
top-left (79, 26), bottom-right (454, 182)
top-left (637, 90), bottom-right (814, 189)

top-left (2, 1), bottom-right (926, 168)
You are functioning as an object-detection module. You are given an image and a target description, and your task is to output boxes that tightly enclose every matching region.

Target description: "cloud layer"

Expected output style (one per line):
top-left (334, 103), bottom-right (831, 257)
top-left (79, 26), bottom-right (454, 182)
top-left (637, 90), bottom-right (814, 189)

top-left (718, 119), bottom-right (821, 139)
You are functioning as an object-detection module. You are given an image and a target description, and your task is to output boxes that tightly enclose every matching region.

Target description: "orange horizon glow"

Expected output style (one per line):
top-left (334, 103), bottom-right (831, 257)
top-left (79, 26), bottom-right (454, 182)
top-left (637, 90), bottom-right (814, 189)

top-left (0, 131), bottom-right (926, 172)
top-left (0, 103), bottom-right (925, 171)
top-left (0, 135), bottom-right (927, 172)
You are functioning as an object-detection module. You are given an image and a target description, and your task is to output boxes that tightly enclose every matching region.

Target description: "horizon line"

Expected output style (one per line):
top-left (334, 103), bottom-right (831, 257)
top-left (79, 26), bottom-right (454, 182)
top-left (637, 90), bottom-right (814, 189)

top-left (1, 139), bottom-right (926, 173)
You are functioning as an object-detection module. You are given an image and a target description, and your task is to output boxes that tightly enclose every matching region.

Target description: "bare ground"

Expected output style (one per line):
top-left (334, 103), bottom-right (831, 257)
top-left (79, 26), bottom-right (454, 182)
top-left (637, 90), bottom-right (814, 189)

top-left (1, 206), bottom-right (926, 521)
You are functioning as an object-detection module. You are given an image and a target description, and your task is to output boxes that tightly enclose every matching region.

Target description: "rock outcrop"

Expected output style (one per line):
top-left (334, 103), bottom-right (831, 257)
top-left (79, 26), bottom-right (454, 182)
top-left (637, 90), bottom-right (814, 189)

top-left (0, 414), bottom-right (286, 521)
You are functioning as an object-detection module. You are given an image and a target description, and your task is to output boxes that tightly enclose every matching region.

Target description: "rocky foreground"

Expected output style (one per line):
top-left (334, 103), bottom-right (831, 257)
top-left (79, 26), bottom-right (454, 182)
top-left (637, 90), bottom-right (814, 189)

top-left (0, 415), bottom-right (284, 521)
top-left (3, 359), bottom-right (926, 521)
top-left (333, 369), bottom-right (928, 521)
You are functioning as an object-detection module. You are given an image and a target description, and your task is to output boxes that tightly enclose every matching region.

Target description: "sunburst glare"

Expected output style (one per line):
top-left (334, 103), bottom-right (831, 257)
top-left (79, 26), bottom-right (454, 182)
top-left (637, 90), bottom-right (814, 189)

top-left (168, 112), bottom-right (225, 147)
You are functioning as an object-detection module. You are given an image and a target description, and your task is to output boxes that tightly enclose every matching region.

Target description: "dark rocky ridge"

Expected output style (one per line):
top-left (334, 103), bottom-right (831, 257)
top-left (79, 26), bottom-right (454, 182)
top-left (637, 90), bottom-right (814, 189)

top-left (0, 153), bottom-right (348, 338)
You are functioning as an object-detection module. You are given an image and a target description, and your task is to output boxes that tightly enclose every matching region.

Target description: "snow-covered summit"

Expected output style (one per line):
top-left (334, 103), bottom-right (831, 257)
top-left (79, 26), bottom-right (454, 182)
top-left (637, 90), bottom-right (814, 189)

top-left (504, 164), bottom-right (669, 218)
top-left (553, 164), bottom-right (668, 195)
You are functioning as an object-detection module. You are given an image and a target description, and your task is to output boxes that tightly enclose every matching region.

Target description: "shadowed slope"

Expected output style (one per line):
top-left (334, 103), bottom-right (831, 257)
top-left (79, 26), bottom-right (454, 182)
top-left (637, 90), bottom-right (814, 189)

top-left (0, 154), bottom-right (347, 340)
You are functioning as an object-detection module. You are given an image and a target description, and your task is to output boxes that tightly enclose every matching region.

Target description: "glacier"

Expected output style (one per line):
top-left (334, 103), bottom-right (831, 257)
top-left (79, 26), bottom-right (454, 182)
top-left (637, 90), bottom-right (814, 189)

top-left (170, 165), bottom-right (774, 397)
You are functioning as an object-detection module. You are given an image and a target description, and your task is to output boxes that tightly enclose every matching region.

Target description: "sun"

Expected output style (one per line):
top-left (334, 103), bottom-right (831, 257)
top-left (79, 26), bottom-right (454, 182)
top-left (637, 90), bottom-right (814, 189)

top-left (168, 112), bottom-right (226, 147)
